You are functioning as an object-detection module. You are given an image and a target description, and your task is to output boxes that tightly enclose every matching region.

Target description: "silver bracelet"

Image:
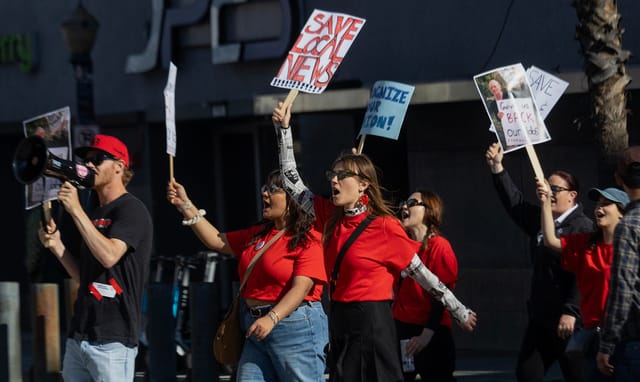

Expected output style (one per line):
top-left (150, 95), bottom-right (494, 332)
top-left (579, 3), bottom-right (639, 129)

top-left (182, 209), bottom-right (206, 226)
top-left (267, 311), bottom-right (278, 326)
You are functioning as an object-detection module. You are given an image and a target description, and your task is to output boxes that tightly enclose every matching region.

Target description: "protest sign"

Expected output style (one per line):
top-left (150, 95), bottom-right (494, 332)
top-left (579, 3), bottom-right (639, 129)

top-left (495, 97), bottom-right (546, 147)
top-left (22, 106), bottom-right (72, 209)
top-left (474, 63), bottom-right (550, 154)
top-left (164, 62), bottom-right (177, 179)
top-left (526, 66), bottom-right (569, 120)
top-left (357, 80), bottom-right (414, 148)
top-left (489, 66), bottom-right (569, 134)
top-left (475, 63), bottom-right (549, 181)
top-left (271, 9), bottom-right (366, 94)
top-left (165, 62), bottom-right (177, 157)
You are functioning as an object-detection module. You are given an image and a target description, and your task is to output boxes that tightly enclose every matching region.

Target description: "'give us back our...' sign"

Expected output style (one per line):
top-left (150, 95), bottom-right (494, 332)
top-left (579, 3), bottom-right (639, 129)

top-left (271, 9), bottom-right (366, 94)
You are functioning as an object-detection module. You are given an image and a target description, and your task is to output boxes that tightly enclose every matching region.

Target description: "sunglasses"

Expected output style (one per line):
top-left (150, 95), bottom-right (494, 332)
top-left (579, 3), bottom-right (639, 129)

top-left (325, 169), bottom-right (365, 181)
top-left (549, 185), bottom-right (571, 194)
top-left (83, 152), bottom-right (119, 166)
top-left (260, 184), bottom-right (283, 195)
top-left (399, 198), bottom-right (426, 209)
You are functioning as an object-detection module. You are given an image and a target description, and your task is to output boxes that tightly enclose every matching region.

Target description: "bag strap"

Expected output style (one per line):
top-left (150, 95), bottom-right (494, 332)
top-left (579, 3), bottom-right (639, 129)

top-left (330, 215), bottom-right (376, 298)
top-left (238, 228), bottom-right (285, 295)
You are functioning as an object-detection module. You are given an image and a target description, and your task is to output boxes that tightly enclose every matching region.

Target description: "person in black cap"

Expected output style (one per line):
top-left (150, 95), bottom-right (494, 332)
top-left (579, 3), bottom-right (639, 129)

top-left (596, 146), bottom-right (640, 380)
top-left (39, 134), bottom-right (153, 382)
top-left (485, 142), bottom-right (594, 382)
top-left (537, 181), bottom-right (628, 382)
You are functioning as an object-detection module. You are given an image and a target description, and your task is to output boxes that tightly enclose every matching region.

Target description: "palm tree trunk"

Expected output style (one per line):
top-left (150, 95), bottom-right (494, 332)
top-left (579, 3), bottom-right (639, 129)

top-left (574, 0), bottom-right (631, 168)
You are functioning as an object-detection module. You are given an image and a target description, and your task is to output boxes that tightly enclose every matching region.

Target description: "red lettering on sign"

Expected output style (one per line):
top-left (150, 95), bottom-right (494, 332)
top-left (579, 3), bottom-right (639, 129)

top-left (275, 10), bottom-right (365, 92)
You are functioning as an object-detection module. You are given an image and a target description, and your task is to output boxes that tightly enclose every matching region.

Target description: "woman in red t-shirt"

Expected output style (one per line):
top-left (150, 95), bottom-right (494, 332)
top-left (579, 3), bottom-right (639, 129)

top-left (394, 190), bottom-right (459, 381)
top-left (273, 103), bottom-right (476, 382)
top-left (537, 183), bottom-right (628, 382)
top-left (167, 170), bottom-right (328, 381)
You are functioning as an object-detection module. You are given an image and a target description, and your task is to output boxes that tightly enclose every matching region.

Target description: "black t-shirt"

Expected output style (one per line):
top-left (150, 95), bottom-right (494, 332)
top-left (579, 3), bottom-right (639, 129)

top-left (69, 192), bottom-right (153, 346)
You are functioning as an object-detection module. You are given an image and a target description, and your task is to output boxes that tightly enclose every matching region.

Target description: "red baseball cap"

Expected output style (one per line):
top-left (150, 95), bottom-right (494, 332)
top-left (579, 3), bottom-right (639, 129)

top-left (75, 134), bottom-right (130, 168)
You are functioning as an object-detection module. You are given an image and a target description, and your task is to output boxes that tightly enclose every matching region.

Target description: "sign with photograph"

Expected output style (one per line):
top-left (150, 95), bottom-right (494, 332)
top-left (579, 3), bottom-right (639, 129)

top-left (489, 66), bottom-right (569, 135)
top-left (474, 63), bottom-right (551, 153)
top-left (22, 106), bottom-right (72, 209)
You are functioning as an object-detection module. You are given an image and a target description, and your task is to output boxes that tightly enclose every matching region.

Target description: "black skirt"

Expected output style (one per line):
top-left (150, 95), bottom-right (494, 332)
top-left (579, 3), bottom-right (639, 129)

top-left (329, 301), bottom-right (403, 382)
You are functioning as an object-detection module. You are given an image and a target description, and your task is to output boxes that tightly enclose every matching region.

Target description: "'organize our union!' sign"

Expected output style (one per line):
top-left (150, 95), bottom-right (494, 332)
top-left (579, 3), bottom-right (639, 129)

top-left (271, 9), bottom-right (366, 94)
top-left (358, 81), bottom-right (415, 141)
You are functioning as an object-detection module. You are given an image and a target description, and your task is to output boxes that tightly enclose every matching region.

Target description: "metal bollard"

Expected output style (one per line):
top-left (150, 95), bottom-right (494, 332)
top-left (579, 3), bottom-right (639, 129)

top-left (32, 283), bottom-right (61, 381)
top-left (0, 281), bottom-right (22, 382)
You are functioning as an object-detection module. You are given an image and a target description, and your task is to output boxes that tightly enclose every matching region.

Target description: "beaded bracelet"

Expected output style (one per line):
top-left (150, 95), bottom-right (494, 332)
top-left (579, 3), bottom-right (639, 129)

top-left (182, 209), bottom-right (206, 226)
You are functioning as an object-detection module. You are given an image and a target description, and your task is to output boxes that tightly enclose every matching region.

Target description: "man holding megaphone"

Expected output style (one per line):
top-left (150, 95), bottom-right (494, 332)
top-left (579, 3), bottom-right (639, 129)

top-left (38, 134), bottom-right (153, 382)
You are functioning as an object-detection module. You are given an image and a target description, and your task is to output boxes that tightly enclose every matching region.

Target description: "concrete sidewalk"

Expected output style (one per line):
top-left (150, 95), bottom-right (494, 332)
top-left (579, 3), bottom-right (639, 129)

top-left (454, 351), bottom-right (562, 382)
top-left (149, 351), bottom-right (563, 381)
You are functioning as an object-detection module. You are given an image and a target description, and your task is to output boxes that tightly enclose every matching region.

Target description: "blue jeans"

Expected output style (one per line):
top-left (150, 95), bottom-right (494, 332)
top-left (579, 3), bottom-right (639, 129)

top-left (237, 300), bottom-right (328, 382)
top-left (612, 341), bottom-right (640, 382)
top-left (62, 338), bottom-right (138, 382)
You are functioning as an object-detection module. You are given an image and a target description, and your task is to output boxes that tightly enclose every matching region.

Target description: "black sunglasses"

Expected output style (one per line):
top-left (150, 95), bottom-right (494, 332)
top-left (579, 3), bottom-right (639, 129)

top-left (83, 152), bottom-right (118, 166)
top-left (260, 183), bottom-right (283, 195)
top-left (549, 185), bottom-right (571, 194)
top-left (325, 169), bottom-right (366, 181)
top-left (399, 198), bottom-right (426, 209)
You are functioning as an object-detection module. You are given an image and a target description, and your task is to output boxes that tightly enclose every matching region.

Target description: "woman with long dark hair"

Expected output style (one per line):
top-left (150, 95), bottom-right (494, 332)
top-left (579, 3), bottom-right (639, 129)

top-left (394, 190), bottom-right (460, 381)
top-left (167, 170), bottom-right (328, 381)
top-left (273, 103), bottom-right (476, 382)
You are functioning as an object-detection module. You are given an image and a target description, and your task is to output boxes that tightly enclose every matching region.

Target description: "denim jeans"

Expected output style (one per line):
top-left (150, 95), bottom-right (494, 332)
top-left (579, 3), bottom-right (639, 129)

top-left (237, 300), bottom-right (328, 382)
top-left (612, 341), bottom-right (640, 382)
top-left (62, 338), bottom-right (138, 382)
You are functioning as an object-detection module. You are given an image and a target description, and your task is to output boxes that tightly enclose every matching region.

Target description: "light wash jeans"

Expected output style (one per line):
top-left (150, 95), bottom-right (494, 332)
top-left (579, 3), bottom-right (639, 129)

top-left (62, 338), bottom-right (138, 382)
top-left (237, 300), bottom-right (328, 382)
top-left (612, 340), bottom-right (640, 382)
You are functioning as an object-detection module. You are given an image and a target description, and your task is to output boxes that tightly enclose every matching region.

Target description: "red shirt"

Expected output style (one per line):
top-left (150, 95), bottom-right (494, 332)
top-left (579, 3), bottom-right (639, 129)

top-left (560, 233), bottom-right (612, 329)
top-left (314, 196), bottom-right (419, 302)
top-left (392, 235), bottom-right (458, 328)
top-left (225, 225), bottom-right (327, 301)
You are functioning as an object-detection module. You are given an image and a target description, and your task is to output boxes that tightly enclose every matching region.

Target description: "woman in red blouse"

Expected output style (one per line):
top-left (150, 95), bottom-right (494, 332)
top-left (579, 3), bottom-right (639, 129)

top-left (394, 190), bottom-right (459, 381)
top-left (537, 183), bottom-right (628, 382)
top-left (273, 102), bottom-right (476, 382)
top-left (167, 170), bottom-right (329, 381)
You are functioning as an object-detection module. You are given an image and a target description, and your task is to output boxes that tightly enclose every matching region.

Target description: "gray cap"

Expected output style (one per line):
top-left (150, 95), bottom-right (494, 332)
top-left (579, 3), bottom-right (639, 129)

top-left (588, 187), bottom-right (630, 208)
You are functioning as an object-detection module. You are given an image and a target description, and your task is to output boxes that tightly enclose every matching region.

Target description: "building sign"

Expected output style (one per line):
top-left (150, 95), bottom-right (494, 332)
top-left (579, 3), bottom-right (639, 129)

top-left (0, 32), bottom-right (37, 73)
top-left (126, 0), bottom-right (296, 73)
